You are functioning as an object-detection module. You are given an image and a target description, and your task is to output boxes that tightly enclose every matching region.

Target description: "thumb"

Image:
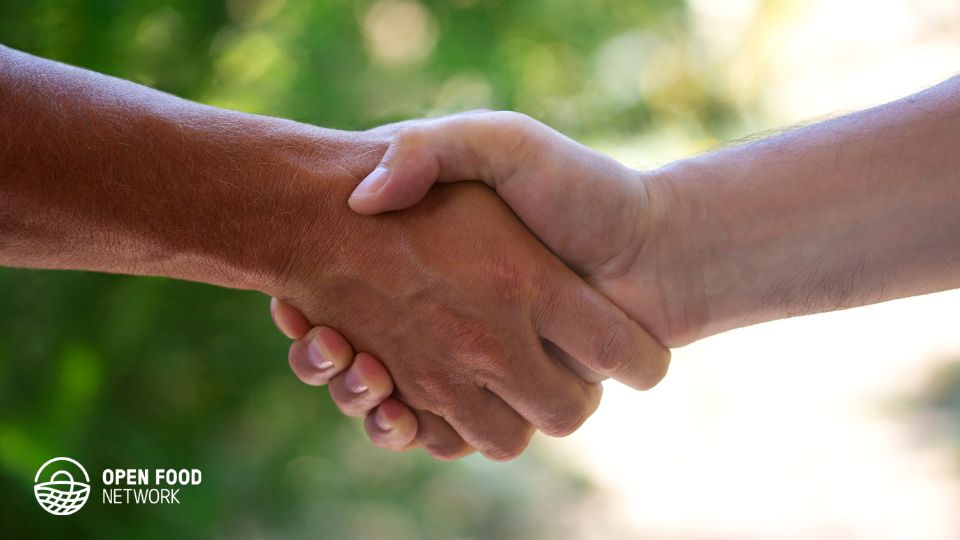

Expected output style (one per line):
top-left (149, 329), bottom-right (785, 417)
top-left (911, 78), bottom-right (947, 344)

top-left (347, 128), bottom-right (443, 215)
top-left (348, 113), bottom-right (530, 215)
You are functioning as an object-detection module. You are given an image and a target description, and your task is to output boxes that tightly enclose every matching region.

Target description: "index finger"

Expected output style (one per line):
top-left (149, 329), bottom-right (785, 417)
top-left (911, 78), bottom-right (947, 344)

top-left (536, 278), bottom-right (670, 390)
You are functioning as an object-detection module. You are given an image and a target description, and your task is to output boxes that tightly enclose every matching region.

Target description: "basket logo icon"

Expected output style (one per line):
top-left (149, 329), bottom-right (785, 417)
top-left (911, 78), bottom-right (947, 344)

top-left (34, 457), bottom-right (91, 516)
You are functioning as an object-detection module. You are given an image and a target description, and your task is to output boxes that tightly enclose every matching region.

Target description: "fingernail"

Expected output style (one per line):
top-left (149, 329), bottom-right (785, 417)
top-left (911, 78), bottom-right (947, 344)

top-left (344, 367), bottom-right (368, 394)
top-left (307, 339), bottom-right (334, 371)
top-left (351, 167), bottom-right (389, 198)
top-left (374, 408), bottom-right (393, 432)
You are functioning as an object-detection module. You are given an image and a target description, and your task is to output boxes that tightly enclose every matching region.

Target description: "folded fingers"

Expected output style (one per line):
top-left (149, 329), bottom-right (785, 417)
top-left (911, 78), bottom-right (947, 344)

top-left (288, 325), bottom-right (356, 386)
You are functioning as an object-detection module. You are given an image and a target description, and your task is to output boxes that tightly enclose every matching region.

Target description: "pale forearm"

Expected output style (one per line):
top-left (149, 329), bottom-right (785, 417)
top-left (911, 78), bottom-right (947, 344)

top-left (651, 76), bottom-right (960, 342)
top-left (0, 46), bottom-right (379, 294)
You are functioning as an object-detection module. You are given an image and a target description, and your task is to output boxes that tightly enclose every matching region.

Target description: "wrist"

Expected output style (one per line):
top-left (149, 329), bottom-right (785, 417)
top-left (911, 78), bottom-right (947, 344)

top-left (641, 152), bottom-right (792, 345)
top-left (160, 110), bottom-right (387, 296)
top-left (625, 163), bottom-right (712, 347)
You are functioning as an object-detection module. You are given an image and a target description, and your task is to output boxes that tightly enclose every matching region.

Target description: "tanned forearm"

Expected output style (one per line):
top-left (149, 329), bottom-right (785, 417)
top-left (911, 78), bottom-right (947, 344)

top-left (0, 45), bottom-right (383, 294)
top-left (648, 76), bottom-right (960, 342)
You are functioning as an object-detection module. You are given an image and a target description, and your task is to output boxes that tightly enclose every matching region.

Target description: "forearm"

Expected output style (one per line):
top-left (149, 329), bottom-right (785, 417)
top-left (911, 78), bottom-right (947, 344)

top-left (0, 46), bottom-right (379, 294)
top-left (650, 76), bottom-right (960, 342)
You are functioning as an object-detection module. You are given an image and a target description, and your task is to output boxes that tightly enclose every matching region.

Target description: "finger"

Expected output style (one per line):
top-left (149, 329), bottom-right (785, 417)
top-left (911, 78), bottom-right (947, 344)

top-left (443, 389), bottom-right (536, 462)
top-left (270, 297), bottom-right (312, 339)
top-left (328, 353), bottom-right (395, 417)
top-left (287, 326), bottom-right (354, 386)
top-left (412, 409), bottom-right (474, 461)
top-left (348, 112), bottom-right (535, 215)
top-left (542, 338), bottom-right (606, 383)
top-left (484, 342), bottom-right (603, 438)
top-left (347, 136), bottom-right (442, 215)
top-left (537, 279), bottom-right (670, 391)
top-left (364, 397), bottom-right (418, 452)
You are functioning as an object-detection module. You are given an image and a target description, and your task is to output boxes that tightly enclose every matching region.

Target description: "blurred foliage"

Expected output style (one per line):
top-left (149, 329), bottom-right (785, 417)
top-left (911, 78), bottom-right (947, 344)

top-left (926, 363), bottom-right (960, 434)
top-left (0, 0), bottom-right (723, 537)
top-left (0, 0), bottom-right (741, 140)
top-left (911, 360), bottom-right (960, 463)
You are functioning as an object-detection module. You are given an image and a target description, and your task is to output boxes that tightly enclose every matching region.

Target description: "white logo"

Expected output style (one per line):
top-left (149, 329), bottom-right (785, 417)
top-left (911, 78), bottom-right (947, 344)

top-left (34, 457), bottom-right (91, 516)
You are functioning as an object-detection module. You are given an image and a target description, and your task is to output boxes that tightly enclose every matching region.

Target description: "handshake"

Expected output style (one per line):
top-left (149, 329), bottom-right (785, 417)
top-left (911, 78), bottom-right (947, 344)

top-left (270, 111), bottom-right (676, 461)
top-left (4, 47), bottom-right (958, 462)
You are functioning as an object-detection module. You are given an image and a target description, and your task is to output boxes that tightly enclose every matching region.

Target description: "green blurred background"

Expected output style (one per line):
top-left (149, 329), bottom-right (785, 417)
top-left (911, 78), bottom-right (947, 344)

top-left (0, 1), bottom-right (693, 538)
top-left (1, 0), bottom-right (959, 538)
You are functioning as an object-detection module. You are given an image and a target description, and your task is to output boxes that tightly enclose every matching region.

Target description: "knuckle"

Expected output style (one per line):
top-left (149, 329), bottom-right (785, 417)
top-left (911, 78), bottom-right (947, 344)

top-left (530, 279), bottom-right (558, 329)
top-left (483, 252), bottom-right (533, 301)
top-left (483, 427), bottom-right (534, 462)
top-left (392, 125), bottom-right (428, 152)
top-left (492, 111), bottom-right (541, 157)
top-left (432, 450), bottom-right (467, 462)
top-left (423, 438), bottom-right (470, 461)
top-left (423, 303), bottom-right (500, 364)
top-left (450, 319), bottom-right (498, 360)
top-left (592, 322), bottom-right (633, 374)
top-left (483, 447), bottom-right (521, 462)
top-left (539, 397), bottom-right (590, 438)
top-left (412, 411), bottom-right (472, 460)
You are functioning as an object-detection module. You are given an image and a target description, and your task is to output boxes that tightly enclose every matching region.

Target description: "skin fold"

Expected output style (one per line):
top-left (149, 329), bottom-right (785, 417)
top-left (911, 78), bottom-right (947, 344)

top-left (278, 77), bottom-right (960, 454)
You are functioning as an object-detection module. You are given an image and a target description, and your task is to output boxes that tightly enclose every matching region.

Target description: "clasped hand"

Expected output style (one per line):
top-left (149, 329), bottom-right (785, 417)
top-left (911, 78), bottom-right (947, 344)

top-left (270, 112), bottom-right (674, 461)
